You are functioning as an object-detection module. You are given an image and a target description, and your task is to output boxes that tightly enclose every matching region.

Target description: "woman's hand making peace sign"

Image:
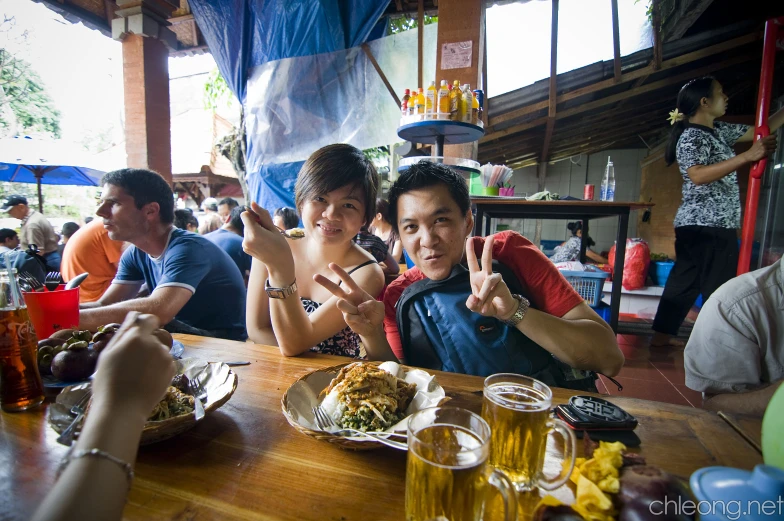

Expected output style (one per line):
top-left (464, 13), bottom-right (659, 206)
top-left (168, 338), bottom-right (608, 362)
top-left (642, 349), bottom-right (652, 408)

top-left (465, 236), bottom-right (518, 322)
top-left (314, 263), bottom-right (385, 338)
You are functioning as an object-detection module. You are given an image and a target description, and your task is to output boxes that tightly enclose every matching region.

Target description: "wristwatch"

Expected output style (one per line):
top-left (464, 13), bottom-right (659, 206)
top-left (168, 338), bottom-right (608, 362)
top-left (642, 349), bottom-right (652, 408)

top-left (265, 278), bottom-right (298, 299)
top-left (502, 294), bottom-right (530, 327)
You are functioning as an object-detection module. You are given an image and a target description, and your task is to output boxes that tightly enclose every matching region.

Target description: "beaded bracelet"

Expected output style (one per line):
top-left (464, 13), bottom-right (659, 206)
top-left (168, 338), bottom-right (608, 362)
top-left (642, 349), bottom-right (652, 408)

top-left (57, 446), bottom-right (134, 490)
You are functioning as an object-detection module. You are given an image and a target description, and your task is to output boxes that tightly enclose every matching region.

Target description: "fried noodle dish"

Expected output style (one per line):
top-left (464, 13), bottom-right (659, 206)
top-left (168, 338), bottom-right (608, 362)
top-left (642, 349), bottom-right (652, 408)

top-left (319, 363), bottom-right (417, 432)
top-left (148, 385), bottom-right (195, 421)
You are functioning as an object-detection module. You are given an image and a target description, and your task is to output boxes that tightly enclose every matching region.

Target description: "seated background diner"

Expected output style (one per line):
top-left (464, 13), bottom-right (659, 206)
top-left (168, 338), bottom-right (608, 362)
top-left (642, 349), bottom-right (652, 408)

top-left (79, 168), bottom-right (247, 341)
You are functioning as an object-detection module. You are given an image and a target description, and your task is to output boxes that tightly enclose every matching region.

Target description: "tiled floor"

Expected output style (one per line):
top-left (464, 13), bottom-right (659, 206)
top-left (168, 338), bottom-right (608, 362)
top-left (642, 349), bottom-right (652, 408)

top-left (597, 333), bottom-right (703, 408)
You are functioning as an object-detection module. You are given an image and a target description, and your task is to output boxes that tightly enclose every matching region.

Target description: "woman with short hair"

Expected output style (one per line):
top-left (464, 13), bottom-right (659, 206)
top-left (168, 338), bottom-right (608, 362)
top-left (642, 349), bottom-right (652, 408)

top-left (242, 144), bottom-right (385, 358)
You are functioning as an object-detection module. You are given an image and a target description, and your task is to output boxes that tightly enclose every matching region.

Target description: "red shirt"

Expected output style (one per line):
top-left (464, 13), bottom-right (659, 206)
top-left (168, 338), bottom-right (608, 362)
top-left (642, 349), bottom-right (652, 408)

top-left (382, 231), bottom-right (583, 359)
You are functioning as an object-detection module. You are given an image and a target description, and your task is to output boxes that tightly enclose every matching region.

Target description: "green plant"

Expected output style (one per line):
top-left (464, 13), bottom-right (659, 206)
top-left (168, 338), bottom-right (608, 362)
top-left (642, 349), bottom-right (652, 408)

top-left (387, 14), bottom-right (437, 35)
top-left (0, 48), bottom-right (61, 138)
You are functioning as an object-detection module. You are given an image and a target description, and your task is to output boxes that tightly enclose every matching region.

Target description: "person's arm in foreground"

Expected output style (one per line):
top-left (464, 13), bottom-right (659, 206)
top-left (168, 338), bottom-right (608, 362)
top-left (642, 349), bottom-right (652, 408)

top-left (79, 286), bottom-right (192, 331)
top-left (465, 237), bottom-right (624, 376)
top-left (31, 312), bottom-right (174, 521)
top-left (687, 134), bottom-right (777, 185)
top-left (703, 380), bottom-right (783, 417)
top-left (314, 263), bottom-right (398, 362)
top-left (242, 203), bottom-right (383, 356)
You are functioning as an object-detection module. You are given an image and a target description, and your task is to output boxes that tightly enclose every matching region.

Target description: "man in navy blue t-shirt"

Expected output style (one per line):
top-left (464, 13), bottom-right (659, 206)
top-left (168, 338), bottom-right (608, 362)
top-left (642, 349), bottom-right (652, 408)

top-left (204, 205), bottom-right (251, 284)
top-left (79, 169), bottom-right (247, 340)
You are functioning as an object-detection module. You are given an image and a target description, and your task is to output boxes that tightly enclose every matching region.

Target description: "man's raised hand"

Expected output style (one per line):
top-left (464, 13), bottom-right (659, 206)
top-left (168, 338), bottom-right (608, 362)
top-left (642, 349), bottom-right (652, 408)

top-left (314, 263), bottom-right (385, 337)
top-left (465, 236), bottom-right (517, 321)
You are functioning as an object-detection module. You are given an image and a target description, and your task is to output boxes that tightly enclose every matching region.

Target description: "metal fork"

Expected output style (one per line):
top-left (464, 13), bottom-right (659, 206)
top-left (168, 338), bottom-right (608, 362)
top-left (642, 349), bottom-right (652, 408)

top-left (311, 406), bottom-right (408, 450)
top-left (57, 390), bottom-right (92, 446)
top-left (20, 271), bottom-right (44, 292)
top-left (276, 226), bottom-right (304, 240)
top-left (189, 374), bottom-right (207, 421)
top-left (45, 271), bottom-right (61, 291)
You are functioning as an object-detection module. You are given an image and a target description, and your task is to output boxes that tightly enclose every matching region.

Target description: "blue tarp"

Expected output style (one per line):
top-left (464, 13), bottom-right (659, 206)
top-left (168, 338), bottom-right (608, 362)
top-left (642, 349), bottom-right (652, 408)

top-left (188, 0), bottom-right (388, 212)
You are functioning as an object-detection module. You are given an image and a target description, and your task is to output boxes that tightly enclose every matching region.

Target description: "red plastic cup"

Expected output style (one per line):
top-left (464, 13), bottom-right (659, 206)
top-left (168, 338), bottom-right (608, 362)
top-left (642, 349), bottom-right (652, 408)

top-left (584, 184), bottom-right (595, 201)
top-left (22, 287), bottom-right (80, 340)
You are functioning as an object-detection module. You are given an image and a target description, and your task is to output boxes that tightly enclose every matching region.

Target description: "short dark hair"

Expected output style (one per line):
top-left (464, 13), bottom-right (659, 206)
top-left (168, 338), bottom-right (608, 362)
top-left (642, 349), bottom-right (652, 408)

top-left (173, 209), bottom-right (198, 230)
top-left (387, 161), bottom-right (470, 234)
top-left (274, 207), bottom-right (299, 230)
top-left (229, 205), bottom-right (247, 236)
top-left (61, 222), bottom-right (80, 238)
top-left (218, 197), bottom-right (239, 209)
top-left (0, 228), bottom-right (17, 243)
top-left (84, 216), bottom-right (94, 224)
top-left (101, 168), bottom-right (175, 225)
top-left (294, 144), bottom-right (379, 226)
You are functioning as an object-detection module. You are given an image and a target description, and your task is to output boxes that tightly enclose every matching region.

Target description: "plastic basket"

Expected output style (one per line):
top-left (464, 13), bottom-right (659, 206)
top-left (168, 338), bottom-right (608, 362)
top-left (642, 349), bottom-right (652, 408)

top-left (649, 260), bottom-right (674, 286)
top-left (560, 268), bottom-right (609, 307)
top-left (594, 302), bottom-right (612, 324)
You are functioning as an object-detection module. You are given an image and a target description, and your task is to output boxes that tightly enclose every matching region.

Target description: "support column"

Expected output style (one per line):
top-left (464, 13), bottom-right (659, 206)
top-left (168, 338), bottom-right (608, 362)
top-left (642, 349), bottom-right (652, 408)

top-left (112, 0), bottom-right (178, 184)
top-left (435, 0), bottom-right (484, 161)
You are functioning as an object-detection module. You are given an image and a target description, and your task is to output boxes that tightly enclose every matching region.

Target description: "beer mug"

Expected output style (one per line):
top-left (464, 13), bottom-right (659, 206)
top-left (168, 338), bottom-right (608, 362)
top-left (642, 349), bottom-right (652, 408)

top-left (0, 267), bottom-right (45, 412)
top-left (482, 374), bottom-right (576, 492)
top-left (405, 407), bottom-right (516, 521)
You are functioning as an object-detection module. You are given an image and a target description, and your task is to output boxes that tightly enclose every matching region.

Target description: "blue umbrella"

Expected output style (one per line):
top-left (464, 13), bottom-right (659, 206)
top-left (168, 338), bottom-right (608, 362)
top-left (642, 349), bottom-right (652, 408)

top-left (0, 135), bottom-right (105, 211)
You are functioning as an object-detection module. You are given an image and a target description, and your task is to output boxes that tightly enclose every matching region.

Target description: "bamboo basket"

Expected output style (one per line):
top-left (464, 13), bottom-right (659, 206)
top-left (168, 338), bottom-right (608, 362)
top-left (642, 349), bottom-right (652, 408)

top-left (281, 361), bottom-right (447, 451)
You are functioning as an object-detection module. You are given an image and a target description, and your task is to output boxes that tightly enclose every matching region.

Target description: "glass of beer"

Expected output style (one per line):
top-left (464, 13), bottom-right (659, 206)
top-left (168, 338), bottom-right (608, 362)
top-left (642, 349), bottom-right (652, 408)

top-left (482, 374), bottom-right (575, 492)
top-left (406, 406), bottom-right (516, 521)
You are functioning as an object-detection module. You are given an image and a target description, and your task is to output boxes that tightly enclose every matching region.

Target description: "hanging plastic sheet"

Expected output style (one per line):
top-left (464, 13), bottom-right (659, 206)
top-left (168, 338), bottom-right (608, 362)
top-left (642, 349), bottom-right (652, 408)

top-left (246, 24), bottom-right (438, 211)
top-left (187, 0), bottom-right (389, 103)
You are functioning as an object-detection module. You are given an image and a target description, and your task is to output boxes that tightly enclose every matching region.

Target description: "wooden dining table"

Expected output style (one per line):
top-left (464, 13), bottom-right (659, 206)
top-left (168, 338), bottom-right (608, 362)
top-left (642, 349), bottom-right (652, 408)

top-left (2, 335), bottom-right (763, 521)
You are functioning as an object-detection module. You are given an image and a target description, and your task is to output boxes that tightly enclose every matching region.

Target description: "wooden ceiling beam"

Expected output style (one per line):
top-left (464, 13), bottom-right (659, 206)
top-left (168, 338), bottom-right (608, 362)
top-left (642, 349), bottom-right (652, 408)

top-left (611, 0), bottom-right (622, 82)
top-left (554, 53), bottom-right (755, 121)
top-left (485, 32), bottom-right (760, 132)
top-left (482, 95), bottom-right (673, 157)
top-left (540, 0), bottom-right (559, 163)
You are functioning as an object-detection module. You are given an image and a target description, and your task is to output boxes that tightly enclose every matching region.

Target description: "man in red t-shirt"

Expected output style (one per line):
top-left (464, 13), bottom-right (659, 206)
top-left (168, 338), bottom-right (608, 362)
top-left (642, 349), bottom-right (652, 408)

top-left (315, 162), bottom-right (623, 377)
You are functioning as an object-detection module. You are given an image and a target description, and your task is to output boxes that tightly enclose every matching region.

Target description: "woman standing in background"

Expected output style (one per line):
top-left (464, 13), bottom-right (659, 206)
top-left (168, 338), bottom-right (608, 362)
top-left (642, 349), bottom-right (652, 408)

top-left (651, 77), bottom-right (782, 347)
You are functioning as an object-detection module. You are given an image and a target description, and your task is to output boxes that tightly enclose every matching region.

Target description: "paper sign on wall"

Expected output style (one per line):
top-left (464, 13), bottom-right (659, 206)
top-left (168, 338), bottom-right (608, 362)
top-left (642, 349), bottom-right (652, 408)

top-left (441, 41), bottom-right (472, 70)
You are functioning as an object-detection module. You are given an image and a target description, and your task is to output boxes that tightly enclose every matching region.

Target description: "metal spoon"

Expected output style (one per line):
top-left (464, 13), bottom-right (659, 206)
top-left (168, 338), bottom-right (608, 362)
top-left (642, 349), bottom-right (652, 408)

top-left (65, 273), bottom-right (89, 290)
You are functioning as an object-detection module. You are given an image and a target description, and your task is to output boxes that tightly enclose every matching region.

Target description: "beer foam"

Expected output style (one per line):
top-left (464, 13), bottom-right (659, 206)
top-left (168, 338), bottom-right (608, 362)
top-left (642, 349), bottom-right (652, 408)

top-left (485, 383), bottom-right (551, 411)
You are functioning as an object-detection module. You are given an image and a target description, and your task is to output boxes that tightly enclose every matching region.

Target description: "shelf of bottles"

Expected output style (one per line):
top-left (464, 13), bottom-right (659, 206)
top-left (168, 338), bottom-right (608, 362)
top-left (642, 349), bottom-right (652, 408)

top-left (396, 80), bottom-right (485, 158)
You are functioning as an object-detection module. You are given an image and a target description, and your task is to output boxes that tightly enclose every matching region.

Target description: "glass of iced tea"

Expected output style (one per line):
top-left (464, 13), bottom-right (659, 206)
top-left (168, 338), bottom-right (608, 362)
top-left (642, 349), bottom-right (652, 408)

top-left (481, 374), bottom-right (575, 492)
top-left (405, 407), bottom-right (516, 521)
top-left (0, 268), bottom-right (45, 412)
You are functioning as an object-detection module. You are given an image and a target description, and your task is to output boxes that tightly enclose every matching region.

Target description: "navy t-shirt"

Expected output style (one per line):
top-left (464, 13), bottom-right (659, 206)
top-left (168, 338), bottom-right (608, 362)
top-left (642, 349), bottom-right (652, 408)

top-left (204, 229), bottom-right (251, 277)
top-left (114, 228), bottom-right (247, 340)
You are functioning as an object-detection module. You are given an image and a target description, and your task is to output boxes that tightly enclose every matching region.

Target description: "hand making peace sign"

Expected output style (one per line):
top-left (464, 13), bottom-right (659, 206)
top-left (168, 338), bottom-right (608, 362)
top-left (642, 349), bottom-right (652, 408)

top-left (314, 263), bottom-right (385, 337)
top-left (465, 235), bottom-right (518, 321)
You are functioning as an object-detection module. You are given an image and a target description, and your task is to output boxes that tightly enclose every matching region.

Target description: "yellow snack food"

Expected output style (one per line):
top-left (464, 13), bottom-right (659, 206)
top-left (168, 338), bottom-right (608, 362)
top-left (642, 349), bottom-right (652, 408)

top-left (568, 441), bottom-right (627, 521)
top-left (574, 475), bottom-right (616, 521)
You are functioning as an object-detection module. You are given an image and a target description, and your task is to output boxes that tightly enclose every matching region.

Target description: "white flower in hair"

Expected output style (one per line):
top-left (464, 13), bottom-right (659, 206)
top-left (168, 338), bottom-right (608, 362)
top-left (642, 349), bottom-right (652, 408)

top-left (668, 108), bottom-right (685, 126)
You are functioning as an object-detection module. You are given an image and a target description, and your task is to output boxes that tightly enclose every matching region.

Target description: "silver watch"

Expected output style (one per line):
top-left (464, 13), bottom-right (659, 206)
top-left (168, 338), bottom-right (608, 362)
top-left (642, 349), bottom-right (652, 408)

top-left (265, 278), bottom-right (298, 299)
top-left (502, 294), bottom-right (530, 327)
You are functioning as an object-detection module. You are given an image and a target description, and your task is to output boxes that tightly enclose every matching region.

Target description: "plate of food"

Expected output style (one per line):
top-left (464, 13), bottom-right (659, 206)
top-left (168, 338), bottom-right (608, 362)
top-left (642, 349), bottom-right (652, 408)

top-left (47, 358), bottom-right (238, 445)
top-left (281, 361), bottom-right (446, 450)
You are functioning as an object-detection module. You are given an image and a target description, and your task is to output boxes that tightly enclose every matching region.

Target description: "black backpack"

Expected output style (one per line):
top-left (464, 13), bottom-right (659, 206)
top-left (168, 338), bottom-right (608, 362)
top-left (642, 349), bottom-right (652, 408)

top-left (396, 261), bottom-right (598, 392)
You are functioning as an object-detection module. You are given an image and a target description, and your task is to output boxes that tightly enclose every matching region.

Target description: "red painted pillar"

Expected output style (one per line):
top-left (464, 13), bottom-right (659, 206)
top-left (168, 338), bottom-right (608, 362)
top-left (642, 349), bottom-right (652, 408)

top-left (737, 18), bottom-right (784, 275)
top-left (112, 0), bottom-right (178, 185)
